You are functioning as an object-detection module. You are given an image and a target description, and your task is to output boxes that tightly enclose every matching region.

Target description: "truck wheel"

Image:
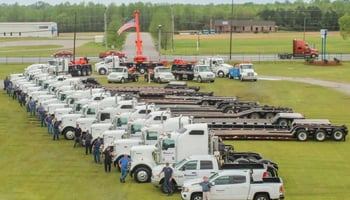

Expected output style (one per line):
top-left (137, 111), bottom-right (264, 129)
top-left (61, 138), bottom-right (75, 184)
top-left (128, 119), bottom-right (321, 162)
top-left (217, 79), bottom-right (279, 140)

top-left (240, 76), bottom-right (244, 81)
top-left (224, 108), bottom-right (235, 114)
top-left (198, 76), bottom-right (202, 83)
top-left (63, 127), bottom-right (75, 140)
top-left (332, 129), bottom-right (345, 141)
top-left (191, 193), bottom-right (203, 200)
top-left (315, 130), bottom-right (327, 142)
top-left (121, 78), bottom-right (125, 84)
top-left (99, 68), bottom-right (107, 75)
top-left (218, 71), bottom-right (225, 78)
top-left (157, 78), bottom-right (161, 83)
top-left (139, 68), bottom-right (145, 74)
top-left (254, 193), bottom-right (270, 200)
top-left (296, 129), bottom-right (308, 141)
top-left (134, 167), bottom-right (151, 183)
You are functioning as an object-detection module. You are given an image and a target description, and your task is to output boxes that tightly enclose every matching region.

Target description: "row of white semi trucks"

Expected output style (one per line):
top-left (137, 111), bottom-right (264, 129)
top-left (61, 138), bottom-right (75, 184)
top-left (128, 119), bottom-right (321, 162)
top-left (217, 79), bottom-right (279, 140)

top-left (8, 63), bottom-right (347, 200)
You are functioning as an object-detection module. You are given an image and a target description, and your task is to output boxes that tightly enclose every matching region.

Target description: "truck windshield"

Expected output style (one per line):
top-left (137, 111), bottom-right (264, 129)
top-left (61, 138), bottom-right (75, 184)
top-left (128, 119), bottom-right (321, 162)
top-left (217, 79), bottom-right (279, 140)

top-left (116, 117), bottom-right (128, 127)
top-left (208, 172), bottom-right (219, 181)
top-left (158, 68), bottom-right (171, 73)
top-left (146, 131), bottom-right (158, 140)
top-left (216, 59), bottom-right (224, 65)
top-left (198, 66), bottom-right (211, 72)
top-left (111, 68), bottom-right (124, 73)
top-left (173, 158), bottom-right (188, 169)
top-left (161, 139), bottom-right (175, 150)
top-left (240, 64), bottom-right (253, 69)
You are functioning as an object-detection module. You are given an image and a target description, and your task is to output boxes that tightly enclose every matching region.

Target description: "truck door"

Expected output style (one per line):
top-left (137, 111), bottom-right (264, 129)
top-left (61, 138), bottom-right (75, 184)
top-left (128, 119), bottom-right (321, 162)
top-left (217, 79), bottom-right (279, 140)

top-left (197, 160), bottom-right (216, 179)
top-left (211, 175), bottom-right (249, 200)
top-left (175, 160), bottom-right (198, 184)
top-left (159, 138), bottom-right (176, 163)
top-left (193, 66), bottom-right (199, 80)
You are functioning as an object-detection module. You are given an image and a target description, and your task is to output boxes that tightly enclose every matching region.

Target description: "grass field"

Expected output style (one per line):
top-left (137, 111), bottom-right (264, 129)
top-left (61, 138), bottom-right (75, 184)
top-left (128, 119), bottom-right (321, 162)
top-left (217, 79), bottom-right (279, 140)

top-left (1, 63), bottom-right (350, 200)
top-left (1, 31), bottom-right (350, 57)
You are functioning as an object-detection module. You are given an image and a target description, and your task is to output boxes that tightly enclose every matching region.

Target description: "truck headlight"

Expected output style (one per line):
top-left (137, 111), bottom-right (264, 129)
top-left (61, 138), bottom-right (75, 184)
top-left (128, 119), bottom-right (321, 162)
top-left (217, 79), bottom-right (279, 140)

top-left (183, 187), bottom-right (189, 192)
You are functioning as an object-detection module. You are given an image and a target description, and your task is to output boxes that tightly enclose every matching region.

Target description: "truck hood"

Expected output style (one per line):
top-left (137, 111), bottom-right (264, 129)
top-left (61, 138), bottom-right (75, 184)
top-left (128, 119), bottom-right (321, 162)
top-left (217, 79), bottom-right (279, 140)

top-left (220, 63), bottom-right (233, 69)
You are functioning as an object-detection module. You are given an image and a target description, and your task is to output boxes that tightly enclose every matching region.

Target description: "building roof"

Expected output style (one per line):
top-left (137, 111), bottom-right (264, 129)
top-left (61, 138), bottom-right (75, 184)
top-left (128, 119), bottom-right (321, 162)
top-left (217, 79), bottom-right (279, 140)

top-left (214, 20), bottom-right (275, 26)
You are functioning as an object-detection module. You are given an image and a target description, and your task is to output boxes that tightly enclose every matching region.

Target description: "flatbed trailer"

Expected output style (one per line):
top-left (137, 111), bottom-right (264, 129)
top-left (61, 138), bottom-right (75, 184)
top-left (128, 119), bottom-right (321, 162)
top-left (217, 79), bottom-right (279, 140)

top-left (203, 118), bottom-right (348, 142)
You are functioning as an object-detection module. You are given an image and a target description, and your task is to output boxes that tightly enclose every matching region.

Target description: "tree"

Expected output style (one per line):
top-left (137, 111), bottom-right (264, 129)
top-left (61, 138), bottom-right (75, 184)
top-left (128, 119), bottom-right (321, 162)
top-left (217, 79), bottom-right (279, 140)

top-left (339, 13), bottom-right (350, 40)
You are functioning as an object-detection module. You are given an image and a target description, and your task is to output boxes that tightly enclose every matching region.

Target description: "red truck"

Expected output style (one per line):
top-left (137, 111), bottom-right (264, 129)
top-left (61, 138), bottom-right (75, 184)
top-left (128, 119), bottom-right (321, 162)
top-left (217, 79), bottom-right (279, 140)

top-left (278, 39), bottom-right (319, 59)
top-left (98, 50), bottom-right (126, 59)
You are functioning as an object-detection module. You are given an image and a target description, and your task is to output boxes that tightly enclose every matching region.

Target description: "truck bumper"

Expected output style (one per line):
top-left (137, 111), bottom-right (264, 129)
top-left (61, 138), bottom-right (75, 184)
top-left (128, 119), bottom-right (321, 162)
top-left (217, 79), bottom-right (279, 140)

top-left (150, 175), bottom-right (161, 187)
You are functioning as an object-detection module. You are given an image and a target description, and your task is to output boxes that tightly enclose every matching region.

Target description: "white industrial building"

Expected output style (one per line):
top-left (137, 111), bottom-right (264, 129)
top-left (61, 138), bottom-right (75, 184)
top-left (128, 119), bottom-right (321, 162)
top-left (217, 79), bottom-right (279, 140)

top-left (0, 22), bottom-right (58, 38)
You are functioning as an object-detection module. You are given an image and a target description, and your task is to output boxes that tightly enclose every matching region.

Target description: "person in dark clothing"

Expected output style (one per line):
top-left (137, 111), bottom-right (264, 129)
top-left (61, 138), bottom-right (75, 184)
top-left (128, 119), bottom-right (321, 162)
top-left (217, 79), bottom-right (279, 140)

top-left (45, 114), bottom-right (54, 134)
top-left (52, 118), bottom-right (61, 141)
top-left (92, 137), bottom-right (102, 164)
top-left (83, 131), bottom-right (92, 155)
top-left (157, 162), bottom-right (174, 196)
top-left (73, 124), bottom-right (82, 148)
top-left (3, 76), bottom-right (9, 90)
top-left (102, 147), bottom-right (113, 172)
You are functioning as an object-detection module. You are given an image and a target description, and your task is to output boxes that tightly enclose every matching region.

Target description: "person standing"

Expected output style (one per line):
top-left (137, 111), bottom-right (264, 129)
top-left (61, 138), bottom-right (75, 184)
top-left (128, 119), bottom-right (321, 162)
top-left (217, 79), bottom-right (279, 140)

top-left (37, 103), bottom-right (45, 127)
top-left (83, 131), bottom-right (92, 155)
top-left (52, 117), bottom-right (61, 141)
top-left (102, 147), bottom-right (113, 173)
top-left (29, 97), bottom-right (37, 116)
top-left (45, 114), bottom-right (54, 134)
top-left (92, 137), bottom-right (102, 164)
top-left (118, 154), bottom-right (131, 183)
top-left (73, 124), bottom-right (82, 148)
top-left (198, 176), bottom-right (213, 200)
top-left (157, 162), bottom-right (174, 196)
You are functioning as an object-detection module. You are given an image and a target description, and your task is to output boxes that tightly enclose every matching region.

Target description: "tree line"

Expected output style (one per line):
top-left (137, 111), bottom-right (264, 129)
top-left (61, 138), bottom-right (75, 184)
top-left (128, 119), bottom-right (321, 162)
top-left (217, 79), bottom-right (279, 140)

top-left (0, 0), bottom-right (349, 48)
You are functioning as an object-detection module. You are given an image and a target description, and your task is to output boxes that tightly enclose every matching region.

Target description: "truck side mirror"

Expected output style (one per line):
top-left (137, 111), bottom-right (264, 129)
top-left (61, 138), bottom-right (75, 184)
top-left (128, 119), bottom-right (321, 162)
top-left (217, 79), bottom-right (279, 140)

top-left (180, 166), bottom-right (186, 171)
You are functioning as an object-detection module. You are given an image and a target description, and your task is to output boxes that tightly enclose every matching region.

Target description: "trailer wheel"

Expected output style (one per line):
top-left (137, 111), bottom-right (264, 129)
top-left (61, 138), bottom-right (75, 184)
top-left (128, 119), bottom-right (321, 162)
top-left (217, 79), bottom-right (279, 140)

top-left (99, 68), bottom-right (107, 75)
top-left (332, 129), bottom-right (345, 141)
top-left (224, 108), bottom-right (235, 114)
top-left (254, 193), bottom-right (270, 200)
top-left (265, 112), bottom-right (274, 119)
top-left (296, 129), bottom-right (308, 141)
top-left (134, 167), bottom-right (151, 183)
top-left (201, 101), bottom-right (209, 106)
top-left (249, 113), bottom-right (260, 119)
top-left (278, 119), bottom-right (288, 128)
top-left (315, 130), bottom-right (327, 142)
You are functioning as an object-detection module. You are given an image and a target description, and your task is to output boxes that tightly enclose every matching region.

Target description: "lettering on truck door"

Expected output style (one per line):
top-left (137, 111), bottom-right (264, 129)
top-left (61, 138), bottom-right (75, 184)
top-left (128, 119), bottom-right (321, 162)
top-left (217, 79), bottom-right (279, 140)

top-left (176, 160), bottom-right (198, 184)
top-left (211, 175), bottom-right (249, 200)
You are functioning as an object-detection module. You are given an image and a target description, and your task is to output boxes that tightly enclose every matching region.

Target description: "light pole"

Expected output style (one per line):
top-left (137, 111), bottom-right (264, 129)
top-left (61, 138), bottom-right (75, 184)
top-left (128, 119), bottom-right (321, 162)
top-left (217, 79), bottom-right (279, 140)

top-left (229, 0), bottom-right (233, 60)
top-left (104, 7), bottom-right (108, 50)
top-left (171, 6), bottom-right (175, 52)
top-left (158, 24), bottom-right (162, 60)
top-left (303, 17), bottom-right (306, 41)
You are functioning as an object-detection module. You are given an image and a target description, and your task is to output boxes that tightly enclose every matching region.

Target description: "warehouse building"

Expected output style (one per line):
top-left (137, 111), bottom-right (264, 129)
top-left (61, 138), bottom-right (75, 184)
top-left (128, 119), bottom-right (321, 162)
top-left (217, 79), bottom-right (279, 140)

top-left (0, 22), bottom-right (58, 38)
top-left (213, 20), bottom-right (276, 33)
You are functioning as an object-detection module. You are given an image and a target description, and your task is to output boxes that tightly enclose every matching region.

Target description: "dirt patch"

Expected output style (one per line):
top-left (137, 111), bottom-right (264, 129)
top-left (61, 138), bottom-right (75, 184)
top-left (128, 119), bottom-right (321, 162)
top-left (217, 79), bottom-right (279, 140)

top-left (304, 60), bottom-right (342, 67)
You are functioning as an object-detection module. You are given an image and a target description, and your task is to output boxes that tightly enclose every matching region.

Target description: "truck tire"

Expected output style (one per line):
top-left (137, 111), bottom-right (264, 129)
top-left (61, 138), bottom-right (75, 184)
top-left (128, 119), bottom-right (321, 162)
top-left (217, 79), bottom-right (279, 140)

top-left (198, 76), bottom-right (202, 83)
top-left (139, 68), bottom-right (146, 74)
top-left (296, 129), bottom-right (308, 141)
top-left (63, 127), bottom-right (75, 140)
top-left (201, 101), bottom-right (209, 106)
top-left (315, 130), bottom-right (327, 142)
top-left (191, 193), bottom-right (203, 200)
top-left (157, 78), bottom-right (161, 83)
top-left (218, 71), bottom-right (225, 78)
top-left (265, 112), bottom-right (274, 119)
top-left (332, 129), bottom-right (345, 141)
top-left (249, 113), bottom-right (260, 119)
top-left (224, 108), bottom-right (235, 114)
top-left (134, 167), bottom-right (151, 183)
top-left (99, 68), bottom-right (107, 75)
top-left (254, 193), bottom-right (270, 200)
top-left (121, 78), bottom-right (125, 84)
top-left (278, 119), bottom-right (288, 128)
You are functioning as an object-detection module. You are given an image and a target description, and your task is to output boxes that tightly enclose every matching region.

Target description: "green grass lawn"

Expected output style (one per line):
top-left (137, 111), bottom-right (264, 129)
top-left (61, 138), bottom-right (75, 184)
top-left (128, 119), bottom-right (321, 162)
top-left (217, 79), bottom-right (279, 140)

top-left (1, 58), bottom-right (350, 199)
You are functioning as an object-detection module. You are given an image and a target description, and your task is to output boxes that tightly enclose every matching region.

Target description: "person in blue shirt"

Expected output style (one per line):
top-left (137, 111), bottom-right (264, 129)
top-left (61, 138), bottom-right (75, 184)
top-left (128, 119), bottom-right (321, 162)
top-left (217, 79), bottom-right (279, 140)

top-left (118, 154), bottom-right (131, 183)
top-left (52, 118), bottom-right (61, 141)
top-left (36, 103), bottom-right (45, 127)
top-left (157, 162), bottom-right (174, 196)
top-left (45, 114), bottom-right (54, 134)
top-left (92, 137), bottom-right (102, 164)
top-left (194, 176), bottom-right (213, 200)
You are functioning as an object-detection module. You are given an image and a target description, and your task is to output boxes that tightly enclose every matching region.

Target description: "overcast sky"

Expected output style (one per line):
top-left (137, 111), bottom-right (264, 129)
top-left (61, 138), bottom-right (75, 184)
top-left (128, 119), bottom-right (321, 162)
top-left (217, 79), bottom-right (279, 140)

top-left (0, 0), bottom-right (310, 6)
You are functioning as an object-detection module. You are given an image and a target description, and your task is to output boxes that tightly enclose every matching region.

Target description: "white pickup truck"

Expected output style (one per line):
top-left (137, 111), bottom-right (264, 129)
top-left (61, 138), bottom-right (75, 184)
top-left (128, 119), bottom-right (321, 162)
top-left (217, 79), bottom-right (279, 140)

top-left (181, 170), bottom-right (285, 200)
top-left (151, 154), bottom-right (277, 193)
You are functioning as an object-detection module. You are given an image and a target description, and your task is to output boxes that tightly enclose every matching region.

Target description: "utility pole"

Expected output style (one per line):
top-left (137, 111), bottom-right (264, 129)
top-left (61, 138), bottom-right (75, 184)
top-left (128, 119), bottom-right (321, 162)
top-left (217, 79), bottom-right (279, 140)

top-left (229, 0), bottom-right (234, 60)
top-left (158, 24), bottom-right (162, 60)
top-left (104, 7), bottom-right (108, 50)
top-left (73, 12), bottom-right (77, 61)
top-left (171, 6), bottom-right (175, 52)
top-left (303, 17), bottom-right (306, 41)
